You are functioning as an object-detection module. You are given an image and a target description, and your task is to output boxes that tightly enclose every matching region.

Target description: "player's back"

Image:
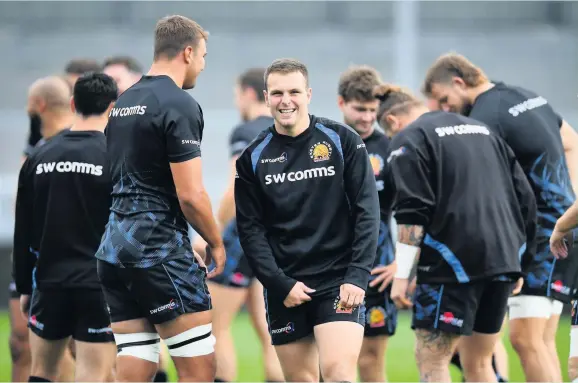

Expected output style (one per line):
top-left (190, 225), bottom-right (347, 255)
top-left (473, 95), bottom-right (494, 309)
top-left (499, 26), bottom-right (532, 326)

top-left (468, 82), bottom-right (574, 221)
top-left (389, 111), bottom-right (529, 283)
top-left (229, 116), bottom-right (274, 158)
top-left (98, 75), bottom-right (204, 268)
top-left (25, 129), bottom-right (109, 289)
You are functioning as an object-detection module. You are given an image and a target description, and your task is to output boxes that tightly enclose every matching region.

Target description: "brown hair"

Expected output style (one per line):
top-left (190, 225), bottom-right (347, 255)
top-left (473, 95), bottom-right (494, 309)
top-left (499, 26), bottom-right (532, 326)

top-left (338, 65), bottom-right (382, 103)
top-left (238, 68), bottom-right (267, 102)
top-left (154, 15), bottom-right (209, 60)
top-left (264, 58), bottom-right (309, 89)
top-left (422, 53), bottom-right (488, 96)
top-left (373, 84), bottom-right (422, 131)
top-left (64, 59), bottom-right (102, 75)
top-left (103, 56), bottom-right (143, 74)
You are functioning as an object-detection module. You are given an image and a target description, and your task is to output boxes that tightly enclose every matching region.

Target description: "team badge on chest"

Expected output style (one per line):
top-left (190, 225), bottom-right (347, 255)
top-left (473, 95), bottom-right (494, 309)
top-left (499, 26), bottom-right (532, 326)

top-left (309, 141), bottom-right (332, 162)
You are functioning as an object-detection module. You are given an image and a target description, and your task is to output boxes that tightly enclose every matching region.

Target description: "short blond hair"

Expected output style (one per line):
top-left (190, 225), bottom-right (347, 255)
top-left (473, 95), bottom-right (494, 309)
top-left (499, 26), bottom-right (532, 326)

top-left (422, 53), bottom-right (488, 96)
top-left (154, 15), bottom-right (208, 60)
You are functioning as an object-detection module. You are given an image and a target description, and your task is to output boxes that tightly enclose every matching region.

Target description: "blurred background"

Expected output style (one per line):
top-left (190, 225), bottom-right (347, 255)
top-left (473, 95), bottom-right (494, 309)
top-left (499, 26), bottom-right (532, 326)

top-left (0, 1), bottom-right (575, 380)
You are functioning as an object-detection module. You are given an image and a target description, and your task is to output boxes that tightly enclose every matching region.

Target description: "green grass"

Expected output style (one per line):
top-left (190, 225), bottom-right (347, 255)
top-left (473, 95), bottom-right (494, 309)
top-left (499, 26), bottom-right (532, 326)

top-left (0, 311), bottom-right (571, 382)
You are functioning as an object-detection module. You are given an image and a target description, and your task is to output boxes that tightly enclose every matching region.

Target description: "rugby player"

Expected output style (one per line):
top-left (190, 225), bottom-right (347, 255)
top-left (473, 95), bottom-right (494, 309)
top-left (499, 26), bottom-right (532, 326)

top-left (423, 95), bottom-right (511, 383)
top-left (550, 203), bottom-right (578, 382)
top-left (96, 15), bottom-right (225, 382)
top-left (9, 76), bottom-right (76, 382)
top-left (103, 56), bottom-right (143, 95)
top-left (375, 84), bottom-right (537, 382)
top-left (336, 65), bottom-right (396, 382)
top-left (423, 53), bottom-right (578, 382)
top-left (193, 67), bottom-right (284, 383)
top-left (63, 58), bottom-right (102, 89)
top-left (13, 72), bottom-right (117, 382)
top-left (235, 58), bottom-right (380, 382)
top-left (102, 54), bottom-right (171, 382)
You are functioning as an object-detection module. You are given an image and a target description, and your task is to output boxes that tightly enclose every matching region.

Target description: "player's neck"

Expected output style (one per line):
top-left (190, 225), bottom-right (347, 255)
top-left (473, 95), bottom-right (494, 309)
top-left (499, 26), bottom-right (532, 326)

top-left (246, 104), bottom-right (271, 121)
top-left (468, 82), bottom-right (495, 104)
top-left (357, 127), bottom-right (374, 140)
top-left (41, 112), bottom-right (73, 139)
top-left (70, 115), bottom-right (107, 133)
top-left (147, 62), bottom-right (185, 89)
top-left (275, 114), bottom-right (310, 137)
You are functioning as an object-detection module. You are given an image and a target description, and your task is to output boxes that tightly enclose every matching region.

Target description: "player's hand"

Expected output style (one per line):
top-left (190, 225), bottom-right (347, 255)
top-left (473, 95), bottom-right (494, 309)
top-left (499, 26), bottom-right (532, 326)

top-left (339, 283), bottom-right (365, 310)
top-left (284, 282), bottom-right (316, 308)
top-left (511, 277), bottom-right (524, 296)
top-left (391, 278), bottom-right (413, 309)
top-left (192, 249), bottom-right (207, 269)
top-left (193, 236), bottom-right (208, 260)
top-left (550, 228), bottom-right (570, 259)
top-left (206, 245), bottom-right (226, 279)
top-left (369, 263), bottom-right (397, 292)
top-left (20, 294), bottom-right (30, 321)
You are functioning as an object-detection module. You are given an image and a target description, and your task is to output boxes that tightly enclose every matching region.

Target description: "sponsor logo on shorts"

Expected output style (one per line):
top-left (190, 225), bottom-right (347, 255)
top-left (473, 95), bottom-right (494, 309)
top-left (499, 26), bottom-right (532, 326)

top-left (367, 306), bottom-right (386, 328)
top-left (333, 296), bottom-right (356, 314)
top-left (439, 312), bottom-right (463, 328)
top-left (261, 152), bottom-right (288, 164)
top-left (231, 272), bottom-right (249, 286)
top-left (88, 327), bottom-right (113, 334)
top-left (150, 299), bottom-right (179, 315)
top-left (551, 280), bottom-right (571, 295)
top-left (29, 315), bottom-right (44, 330)
top-left (271, 322), bottom-right (295, 335)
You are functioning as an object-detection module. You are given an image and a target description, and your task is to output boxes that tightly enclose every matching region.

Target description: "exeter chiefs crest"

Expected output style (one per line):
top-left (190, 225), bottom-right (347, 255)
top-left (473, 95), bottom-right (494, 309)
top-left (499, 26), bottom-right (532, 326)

top-left (369, 154), bottom-right (384, 176)
top-left (309, 141), bottom-right (332, 162)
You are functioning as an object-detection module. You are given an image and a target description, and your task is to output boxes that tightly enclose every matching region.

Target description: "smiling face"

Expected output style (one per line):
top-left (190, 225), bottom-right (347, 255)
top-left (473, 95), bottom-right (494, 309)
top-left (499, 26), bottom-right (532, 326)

top-left (264, 70), bottom-right (311, 130)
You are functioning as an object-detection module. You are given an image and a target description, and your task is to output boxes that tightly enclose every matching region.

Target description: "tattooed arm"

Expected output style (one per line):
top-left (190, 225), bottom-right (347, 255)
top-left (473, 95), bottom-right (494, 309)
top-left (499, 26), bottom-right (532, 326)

top-left (398, 224), bottom-right (425, 246)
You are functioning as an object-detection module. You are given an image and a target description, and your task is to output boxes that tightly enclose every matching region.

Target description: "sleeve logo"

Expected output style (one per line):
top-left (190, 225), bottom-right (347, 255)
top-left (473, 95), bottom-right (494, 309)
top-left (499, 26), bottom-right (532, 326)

top-left (386, 146), bottom-right (407, 163)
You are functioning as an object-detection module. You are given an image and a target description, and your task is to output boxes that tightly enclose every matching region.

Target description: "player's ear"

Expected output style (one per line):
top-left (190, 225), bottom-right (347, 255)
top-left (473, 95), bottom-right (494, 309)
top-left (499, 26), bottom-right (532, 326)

top-left (337, 95), bottom-right (345, 110)
top-left (69, 96), bottom-right (76, 114)
top-left (386, 114), bottom-right (398, 132)
top-left (306, 87), bottom-right (312, 104)
top-left (183, 46), bottom-right (194, 64)
top-left (452, 76), bottom-right (466, 89)
top-left (263, 90), bottom-right (270, 107)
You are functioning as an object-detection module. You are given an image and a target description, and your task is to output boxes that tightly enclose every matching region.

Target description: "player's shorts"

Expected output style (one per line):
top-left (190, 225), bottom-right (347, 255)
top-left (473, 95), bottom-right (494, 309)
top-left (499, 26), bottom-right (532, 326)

top-left (209, 219), bottom-right (254, 288)
top-left (98, 253), bottom-right (211, 325)
top-left (28, 288), bottom-right (114, 343)
top-left (364, 285), bottom-right (397, 337)
top-left (508, 295), bottom-right (564, 320)
top-left (8, 281), bottom-right (20, 299)
top-left (412, 278), bottom-right (514, 336)
top-left (264, 287), bottom-right (366, 346)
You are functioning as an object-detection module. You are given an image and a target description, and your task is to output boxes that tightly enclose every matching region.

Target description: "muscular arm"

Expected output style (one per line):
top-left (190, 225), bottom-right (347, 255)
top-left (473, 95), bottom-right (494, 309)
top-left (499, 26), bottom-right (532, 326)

top-left (171, 159), bottom-right (223, 248)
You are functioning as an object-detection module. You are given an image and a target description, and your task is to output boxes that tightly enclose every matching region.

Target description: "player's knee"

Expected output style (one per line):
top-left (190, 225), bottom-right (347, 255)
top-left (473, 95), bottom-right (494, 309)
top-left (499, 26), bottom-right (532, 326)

top-left (9, 332), bottom-right (30, 364)
top-left (460, 354), bottom-right (493, 377)
top-left (164, 323), bottom-right (215, 358)
top-left (114, 332), bottom-right (161, 363)
top-left (357, 345), bottom-right (381, 372)
top-left (321, 360), bottom-right (356, 382)
top-left (509, 328), bottom-right (543, 354)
